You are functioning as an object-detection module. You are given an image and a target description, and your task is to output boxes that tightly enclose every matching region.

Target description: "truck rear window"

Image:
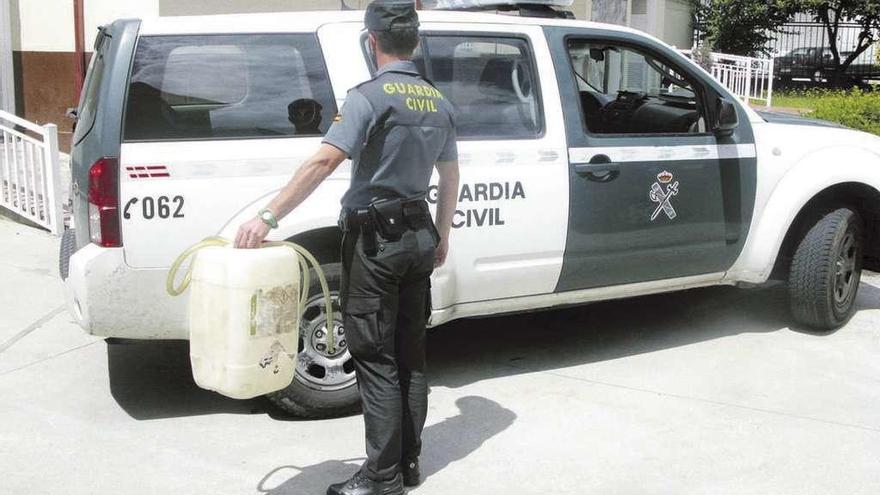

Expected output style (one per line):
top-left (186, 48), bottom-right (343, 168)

top-left (123, 34), bottom-right (336, 141)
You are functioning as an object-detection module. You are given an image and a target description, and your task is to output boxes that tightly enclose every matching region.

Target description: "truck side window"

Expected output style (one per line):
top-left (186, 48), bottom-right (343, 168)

top-left (123, 34), bottom-right (337, 141)
top-left (567, 40), bottom-right (707, 136)
top-left (420, 35), bottom-right (543, 140)
top-left (72, 38), bottom-right (106, 144)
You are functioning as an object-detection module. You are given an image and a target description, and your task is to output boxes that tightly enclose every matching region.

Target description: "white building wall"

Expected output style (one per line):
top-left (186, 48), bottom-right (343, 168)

top-left (12, 0), bottom-right (75, 51)
top-left (0, 0), bottom-right (14, 112)
top-left (11, 0), bottom-right (159, 52)
top-left (84, 0), bottom-right (159, 49)
top-left (663, 0), bottom-right (693, 49)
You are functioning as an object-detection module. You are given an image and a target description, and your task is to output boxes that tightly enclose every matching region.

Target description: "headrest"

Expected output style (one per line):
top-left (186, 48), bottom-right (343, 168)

top-left (478, 58), bottom-right (516, 96)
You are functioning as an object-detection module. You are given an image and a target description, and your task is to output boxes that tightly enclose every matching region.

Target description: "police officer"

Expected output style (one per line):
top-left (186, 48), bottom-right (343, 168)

top-left (234, 2), bottom-right (459, 494)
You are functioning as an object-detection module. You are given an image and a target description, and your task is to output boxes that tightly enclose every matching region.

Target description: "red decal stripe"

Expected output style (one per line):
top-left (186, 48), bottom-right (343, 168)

top-left (126, 165), bottom-right (171, 179)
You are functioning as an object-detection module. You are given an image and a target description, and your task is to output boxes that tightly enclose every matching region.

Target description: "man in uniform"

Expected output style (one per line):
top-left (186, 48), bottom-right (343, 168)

top-left (234, 2), bottom-right (459, 494)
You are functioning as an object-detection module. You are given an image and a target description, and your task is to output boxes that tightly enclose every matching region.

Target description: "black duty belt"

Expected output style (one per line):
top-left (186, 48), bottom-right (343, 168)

top-left (339, 198), bottom-right (432, 256)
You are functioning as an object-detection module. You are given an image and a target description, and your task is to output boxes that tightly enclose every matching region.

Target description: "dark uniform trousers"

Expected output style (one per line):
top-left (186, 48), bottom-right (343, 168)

top-left (340, 222), bottom-right (437, 481)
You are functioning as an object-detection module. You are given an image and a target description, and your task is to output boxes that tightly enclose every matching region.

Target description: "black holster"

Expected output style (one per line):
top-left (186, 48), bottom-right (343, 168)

top-left (370, 198), bottom-right (408, 241)
top-left (340, 199), bottom-right (435, 257)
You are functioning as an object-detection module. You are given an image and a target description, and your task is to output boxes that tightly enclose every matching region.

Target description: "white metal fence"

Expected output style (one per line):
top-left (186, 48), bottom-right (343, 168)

top-left (682, 50), bottom-right (775, 107)
top-left (0, 110), bottom-right (64, 235)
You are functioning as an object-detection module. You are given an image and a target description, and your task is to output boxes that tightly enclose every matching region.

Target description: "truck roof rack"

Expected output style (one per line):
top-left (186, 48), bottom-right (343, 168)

top-left (423, 0), bottom-right (575, 19)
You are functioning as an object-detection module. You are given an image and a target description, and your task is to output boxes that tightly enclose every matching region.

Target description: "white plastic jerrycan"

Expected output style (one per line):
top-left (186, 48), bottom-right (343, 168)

top-left (167, 238), bottom-right (332, 400)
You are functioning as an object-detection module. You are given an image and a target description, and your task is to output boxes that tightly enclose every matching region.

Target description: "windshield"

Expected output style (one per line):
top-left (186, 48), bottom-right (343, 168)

top-left (569, 43), bottom-right (695, 99)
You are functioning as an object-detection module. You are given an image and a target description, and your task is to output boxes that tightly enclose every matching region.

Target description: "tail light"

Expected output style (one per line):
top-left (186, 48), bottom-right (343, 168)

top-left (88, 157), bottom-right (121, 247)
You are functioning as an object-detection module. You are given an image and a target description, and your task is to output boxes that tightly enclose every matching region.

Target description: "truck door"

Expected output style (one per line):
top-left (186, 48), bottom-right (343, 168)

top-left (335, 20), bottom-right (571, 308)
top-left (411, 25), bottom-right (570, 308)
top-left (544, 27), bottom-right (758, 291)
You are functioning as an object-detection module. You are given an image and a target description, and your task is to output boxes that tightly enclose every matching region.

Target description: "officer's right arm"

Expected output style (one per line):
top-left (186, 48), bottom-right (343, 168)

top-left (321, 90), bottom-right (376, 159)
top-left (233, 90), bottom-right (374, 249)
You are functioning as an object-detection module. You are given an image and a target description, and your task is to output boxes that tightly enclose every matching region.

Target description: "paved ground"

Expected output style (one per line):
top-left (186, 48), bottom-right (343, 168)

top-left (1, 216), bottom-right (879, 495)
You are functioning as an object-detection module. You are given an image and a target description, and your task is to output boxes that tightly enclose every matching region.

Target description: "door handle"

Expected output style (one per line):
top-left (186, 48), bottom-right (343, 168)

top-left (573, 155), bottom-right (620, 183)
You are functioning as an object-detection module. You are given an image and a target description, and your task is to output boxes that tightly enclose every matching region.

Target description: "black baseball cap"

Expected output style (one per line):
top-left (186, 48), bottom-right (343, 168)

top-left (365, 0), bottom-right (420, 32)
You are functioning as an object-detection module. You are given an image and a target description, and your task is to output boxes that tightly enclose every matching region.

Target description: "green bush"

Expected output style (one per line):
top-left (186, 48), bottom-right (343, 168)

top-left (807, 89), bottom-right (880, 136)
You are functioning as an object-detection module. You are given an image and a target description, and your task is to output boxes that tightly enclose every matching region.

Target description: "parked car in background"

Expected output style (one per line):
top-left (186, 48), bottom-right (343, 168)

top-left (775, 46), bottom-right (879, 85)
top-left (774, 47), bottom-right (834, 83)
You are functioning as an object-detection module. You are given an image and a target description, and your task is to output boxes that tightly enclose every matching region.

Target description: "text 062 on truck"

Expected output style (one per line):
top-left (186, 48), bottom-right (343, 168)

top-left (62, 5), bottom-right (880, 418)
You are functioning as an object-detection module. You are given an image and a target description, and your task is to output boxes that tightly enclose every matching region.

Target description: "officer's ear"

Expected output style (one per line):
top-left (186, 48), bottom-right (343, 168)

top-left (368, 32), bottom-right (378, 53)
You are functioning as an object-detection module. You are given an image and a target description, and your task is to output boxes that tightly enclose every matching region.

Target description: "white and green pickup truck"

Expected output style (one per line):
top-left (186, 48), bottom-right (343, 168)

top-left (61, 3), bottom-right (880, 417)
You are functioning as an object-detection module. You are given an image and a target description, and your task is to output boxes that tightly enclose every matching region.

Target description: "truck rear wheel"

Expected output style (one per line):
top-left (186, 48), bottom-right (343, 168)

top-left (788, 208), bottom-right (863, 330)
top-left (266, 263), bottom-right (361, 418)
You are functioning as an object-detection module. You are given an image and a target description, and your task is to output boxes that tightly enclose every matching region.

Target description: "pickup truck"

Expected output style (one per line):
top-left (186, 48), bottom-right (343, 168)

top-left (61, 5), bottom-right (880, 418)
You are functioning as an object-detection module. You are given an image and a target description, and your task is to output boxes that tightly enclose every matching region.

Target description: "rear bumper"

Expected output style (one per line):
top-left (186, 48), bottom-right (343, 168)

top-left (64, 243), bottom-right (189, 339)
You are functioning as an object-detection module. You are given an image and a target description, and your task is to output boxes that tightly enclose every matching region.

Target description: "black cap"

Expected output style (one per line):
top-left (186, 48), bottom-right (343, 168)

top-left (365, 0), bottom-right (420, 32)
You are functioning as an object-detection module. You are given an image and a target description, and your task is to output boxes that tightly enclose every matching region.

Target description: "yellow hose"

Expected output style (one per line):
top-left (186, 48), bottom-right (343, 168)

top-left (166, 237), bottom-right (336, 353)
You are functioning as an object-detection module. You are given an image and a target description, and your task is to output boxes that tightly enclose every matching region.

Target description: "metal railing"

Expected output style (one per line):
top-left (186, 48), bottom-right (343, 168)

top-left (0, 110), bottom-right (64, 235)
top-left (682, 50), bottom-right (775, 107)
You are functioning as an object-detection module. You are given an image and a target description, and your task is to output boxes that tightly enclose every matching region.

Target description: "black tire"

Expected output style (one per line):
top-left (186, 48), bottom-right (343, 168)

top-left (59, 228), bottom-right (76, 280)
top-left (266, 262), bottom-right (361, 418)
top-left (788, 208), bottom-right (863, 330)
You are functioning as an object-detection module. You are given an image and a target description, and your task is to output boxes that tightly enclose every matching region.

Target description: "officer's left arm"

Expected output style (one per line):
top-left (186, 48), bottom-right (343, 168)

top-left (234, 144), bottom-right (347, 249)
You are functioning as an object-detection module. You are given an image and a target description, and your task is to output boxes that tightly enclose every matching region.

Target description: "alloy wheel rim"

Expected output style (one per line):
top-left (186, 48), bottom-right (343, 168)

top-left (294, 291), bottom-right (356, 391)
top-left (833, 231), bottom-right (859, 306)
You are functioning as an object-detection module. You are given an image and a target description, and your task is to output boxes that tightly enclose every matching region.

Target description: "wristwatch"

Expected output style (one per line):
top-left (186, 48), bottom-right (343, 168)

top-left (258, 208), bottom-right (279, 229)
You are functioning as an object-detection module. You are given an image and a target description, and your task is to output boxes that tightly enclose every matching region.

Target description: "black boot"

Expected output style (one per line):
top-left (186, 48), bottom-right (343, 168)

top-left (326, 471), bottom-right (404, 495)
top-left (402, 458), bottom-right (420, 487)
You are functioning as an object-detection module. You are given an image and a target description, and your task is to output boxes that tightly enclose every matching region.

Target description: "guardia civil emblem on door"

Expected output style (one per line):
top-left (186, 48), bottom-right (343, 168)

top-left (649, 171), bottom-right (679, 221)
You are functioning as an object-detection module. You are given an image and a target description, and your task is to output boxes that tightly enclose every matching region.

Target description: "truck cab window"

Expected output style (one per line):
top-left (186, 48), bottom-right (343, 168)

top-left (420, 35), bottom-right (543, 140)
top-left (567, 41), bottom-right (706, 135)
top-left (363, 33), bottom-right (543, 140)
top-left (72, 36), bottom-right (107, 144)
top-left (124, 34), bottom-right (337, 141)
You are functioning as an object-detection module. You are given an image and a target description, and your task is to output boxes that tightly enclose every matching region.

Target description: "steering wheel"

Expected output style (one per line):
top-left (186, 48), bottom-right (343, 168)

top-left (512, 60), bottom-right (538, 130)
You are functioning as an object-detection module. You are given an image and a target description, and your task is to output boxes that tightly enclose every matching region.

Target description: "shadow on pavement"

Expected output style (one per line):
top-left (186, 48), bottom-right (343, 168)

top-left (427, 282), bottom-right (880, 389)
top-left (258, 396), bottom-right (516, 494)
top-left (107, 339), bottom-right (267, 420)
top-left (107, 281), bottom-right (880, 419)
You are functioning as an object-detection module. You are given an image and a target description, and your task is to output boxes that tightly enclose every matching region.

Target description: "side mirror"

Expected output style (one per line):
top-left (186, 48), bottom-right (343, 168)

top-left (713, 97), bottom-right (739, 137)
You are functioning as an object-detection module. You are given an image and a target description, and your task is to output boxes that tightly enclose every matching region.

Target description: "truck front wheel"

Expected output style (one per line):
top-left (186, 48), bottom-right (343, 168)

top-left (788, 208), bottom-right (863, 330)
top-left (267, 263), bottom-right (361, 418)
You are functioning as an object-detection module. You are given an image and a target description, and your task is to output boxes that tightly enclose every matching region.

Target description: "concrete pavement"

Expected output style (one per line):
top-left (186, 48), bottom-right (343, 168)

top-left (1, 216), bottom-right (879, 494)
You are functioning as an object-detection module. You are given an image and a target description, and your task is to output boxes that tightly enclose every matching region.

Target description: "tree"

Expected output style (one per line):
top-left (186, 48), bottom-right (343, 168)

top-left (690, 0), bottom-right (796, 56)
top-left (785, 1), bottom-right (880, 85)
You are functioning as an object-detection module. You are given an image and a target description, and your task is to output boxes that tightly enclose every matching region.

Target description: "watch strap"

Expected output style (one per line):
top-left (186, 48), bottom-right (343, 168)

top-left (259, 208), bottom-right (279, 229)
